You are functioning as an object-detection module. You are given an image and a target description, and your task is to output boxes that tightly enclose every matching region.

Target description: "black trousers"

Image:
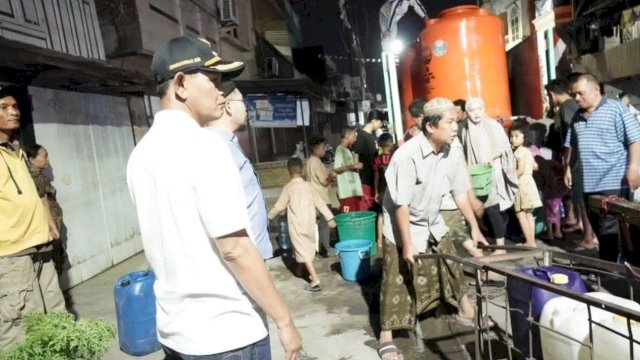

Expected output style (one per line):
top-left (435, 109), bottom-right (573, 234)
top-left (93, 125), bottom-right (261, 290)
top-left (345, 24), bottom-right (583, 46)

top-left (584, 188), bottom-right (629, 262)
top-left (482, 204), bottom-right (507, 240)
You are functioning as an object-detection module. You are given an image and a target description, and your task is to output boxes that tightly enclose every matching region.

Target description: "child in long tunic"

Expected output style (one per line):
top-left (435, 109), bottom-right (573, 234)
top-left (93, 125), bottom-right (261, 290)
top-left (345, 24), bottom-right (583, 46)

top-left (268, 158), bottom-right (336, 292)
top-left (509, 121), bottom-right (542, 247)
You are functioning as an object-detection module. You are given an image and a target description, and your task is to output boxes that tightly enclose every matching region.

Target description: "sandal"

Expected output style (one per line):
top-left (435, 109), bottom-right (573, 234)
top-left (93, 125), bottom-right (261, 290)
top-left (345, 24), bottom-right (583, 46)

top-left (304, 283), bottom-right (322, 292)
top-left (378, 341), bottom-right (403, 360)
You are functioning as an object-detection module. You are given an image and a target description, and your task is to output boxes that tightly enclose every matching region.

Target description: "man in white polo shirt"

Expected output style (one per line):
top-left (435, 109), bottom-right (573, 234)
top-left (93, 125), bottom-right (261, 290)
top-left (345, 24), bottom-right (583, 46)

top-left (126, 36), bottom-right (301, 360)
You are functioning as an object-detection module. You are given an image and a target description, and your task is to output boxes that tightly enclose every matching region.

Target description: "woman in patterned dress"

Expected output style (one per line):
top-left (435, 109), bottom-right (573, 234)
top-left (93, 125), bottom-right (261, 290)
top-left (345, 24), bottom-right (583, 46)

top-left (509, 121), bottom-right (542, 247)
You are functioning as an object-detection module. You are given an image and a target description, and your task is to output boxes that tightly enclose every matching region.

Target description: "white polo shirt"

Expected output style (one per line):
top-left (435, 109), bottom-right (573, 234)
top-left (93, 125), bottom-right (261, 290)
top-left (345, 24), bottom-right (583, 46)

top-left (126, 110), bottom-right (266, 355)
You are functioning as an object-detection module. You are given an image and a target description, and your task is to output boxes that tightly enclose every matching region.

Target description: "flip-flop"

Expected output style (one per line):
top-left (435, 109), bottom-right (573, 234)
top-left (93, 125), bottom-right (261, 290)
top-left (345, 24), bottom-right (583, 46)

top-left (378, 341), bottom-right (403, 360)
top-left (304, 284), bottom-right (322, 292)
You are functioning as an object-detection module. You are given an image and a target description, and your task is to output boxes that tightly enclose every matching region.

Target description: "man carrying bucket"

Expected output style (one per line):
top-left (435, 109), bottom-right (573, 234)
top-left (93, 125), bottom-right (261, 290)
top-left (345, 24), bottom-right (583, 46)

top-left (377, 98), bottom-right (488, 360)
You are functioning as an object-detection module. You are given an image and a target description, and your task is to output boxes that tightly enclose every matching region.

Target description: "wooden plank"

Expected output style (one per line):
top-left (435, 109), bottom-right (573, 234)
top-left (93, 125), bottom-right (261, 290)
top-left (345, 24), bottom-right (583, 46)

top-left (468, 249), bottom-right (545, 264)
top-left (589, 194), bottom-right (640, 227)
top-left (0, 36), bottom-right (153, 94)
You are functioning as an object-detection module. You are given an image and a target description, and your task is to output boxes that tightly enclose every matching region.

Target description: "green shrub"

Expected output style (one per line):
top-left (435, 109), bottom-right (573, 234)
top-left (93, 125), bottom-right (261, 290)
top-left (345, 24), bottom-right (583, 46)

top-left (0, 311), bottom-right (116, 360)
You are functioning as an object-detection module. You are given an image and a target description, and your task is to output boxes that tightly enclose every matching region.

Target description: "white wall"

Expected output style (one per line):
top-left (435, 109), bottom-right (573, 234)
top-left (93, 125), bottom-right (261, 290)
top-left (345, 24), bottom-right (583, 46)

top-left (30, 87), bottom-right (142, 289)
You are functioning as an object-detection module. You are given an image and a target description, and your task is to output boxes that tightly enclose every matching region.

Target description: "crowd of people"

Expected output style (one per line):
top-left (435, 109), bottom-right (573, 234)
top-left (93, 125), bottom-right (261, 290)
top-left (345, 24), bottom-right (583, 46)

top-left (280, 74), bottom-right (640, 359)
top-left (4, 33), bottom-right (640, 360)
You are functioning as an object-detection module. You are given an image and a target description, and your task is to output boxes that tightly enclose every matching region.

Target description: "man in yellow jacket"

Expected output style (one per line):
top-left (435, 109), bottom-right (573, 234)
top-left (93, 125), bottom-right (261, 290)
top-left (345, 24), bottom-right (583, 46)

top-left (0, 86), bottom-right (65, 350)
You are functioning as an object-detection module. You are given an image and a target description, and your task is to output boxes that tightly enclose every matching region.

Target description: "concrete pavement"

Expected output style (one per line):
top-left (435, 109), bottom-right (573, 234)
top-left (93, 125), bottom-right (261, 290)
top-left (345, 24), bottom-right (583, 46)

top-left (68, 249), bottom-right (383, 360)
top-left (64, 181), bottom-right (593, 360)
top-left (67, 245), bottom-right (489, 359)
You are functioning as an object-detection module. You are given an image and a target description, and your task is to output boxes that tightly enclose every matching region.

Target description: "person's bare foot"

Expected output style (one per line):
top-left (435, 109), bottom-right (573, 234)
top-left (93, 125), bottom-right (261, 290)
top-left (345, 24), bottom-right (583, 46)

top-left (462, 240), bottom-right (484, 257)
top-left (571, 240), bottom-right (598, 251)
top-left (466, 247), bottom-right (484, 257)
top-left (491, 249), bottom-right (507, 256)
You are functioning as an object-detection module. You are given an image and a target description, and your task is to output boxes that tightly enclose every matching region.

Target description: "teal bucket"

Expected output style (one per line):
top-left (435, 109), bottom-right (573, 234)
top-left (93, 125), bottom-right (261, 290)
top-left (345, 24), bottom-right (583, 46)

top-left (335, 240), bottom-right (371, 282)
top-left (335, 211), bottom-right (377, 256)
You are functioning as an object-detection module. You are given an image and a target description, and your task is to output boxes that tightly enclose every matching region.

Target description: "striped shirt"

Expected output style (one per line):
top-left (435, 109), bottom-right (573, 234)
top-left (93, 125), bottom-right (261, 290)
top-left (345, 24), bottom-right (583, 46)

top-left (565, 98), bottom-right (640, 193)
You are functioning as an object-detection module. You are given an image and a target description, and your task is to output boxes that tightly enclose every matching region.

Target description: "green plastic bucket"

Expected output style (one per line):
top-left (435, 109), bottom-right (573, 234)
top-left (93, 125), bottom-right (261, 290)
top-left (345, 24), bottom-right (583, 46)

top-left (468, 164), bottom-right (493, 197)
top-left (335, 211), bottom-right (377, 256)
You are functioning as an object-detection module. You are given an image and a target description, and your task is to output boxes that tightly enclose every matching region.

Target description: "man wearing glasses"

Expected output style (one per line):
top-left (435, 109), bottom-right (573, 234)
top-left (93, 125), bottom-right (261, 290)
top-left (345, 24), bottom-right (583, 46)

top-left (205, 82), bottom-right (274, 261)
top-left (127, 36), bottom-right (301, 360)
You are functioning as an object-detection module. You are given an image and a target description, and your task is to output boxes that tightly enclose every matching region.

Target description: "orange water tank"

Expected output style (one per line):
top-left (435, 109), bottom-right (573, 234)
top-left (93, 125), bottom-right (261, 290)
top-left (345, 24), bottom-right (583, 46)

top-left (418, 5), bottom-right (511, 119)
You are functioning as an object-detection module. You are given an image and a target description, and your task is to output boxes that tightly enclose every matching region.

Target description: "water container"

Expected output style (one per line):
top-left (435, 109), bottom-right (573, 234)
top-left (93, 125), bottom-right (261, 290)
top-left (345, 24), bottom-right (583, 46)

top-left (419, 5), bottom-right (511, 119)
top-left (507, 266), bottom-right (587, 359)
top-left (277, 215), bottom-right (292, 251)
top-left (335, 211), bottom-right (377, 256)
top-left (593, 316), bottom-right (640, 360)
top-left (540, 292), bottom-right (640, 360)
top-left (114, 271), bottom-right (161, 356)
top-left (335, 240), bottom-right (371, 282)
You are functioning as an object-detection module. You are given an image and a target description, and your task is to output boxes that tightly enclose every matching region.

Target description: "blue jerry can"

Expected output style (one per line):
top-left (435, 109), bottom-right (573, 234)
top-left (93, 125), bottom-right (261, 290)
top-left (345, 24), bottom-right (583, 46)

top-left (114, 271), bottom-right (162, 356)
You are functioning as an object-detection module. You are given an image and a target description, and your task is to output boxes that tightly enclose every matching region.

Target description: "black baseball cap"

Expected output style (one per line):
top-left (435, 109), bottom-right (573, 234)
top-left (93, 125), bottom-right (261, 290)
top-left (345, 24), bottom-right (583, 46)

top-left (151, 36), bottom-right (245, 84)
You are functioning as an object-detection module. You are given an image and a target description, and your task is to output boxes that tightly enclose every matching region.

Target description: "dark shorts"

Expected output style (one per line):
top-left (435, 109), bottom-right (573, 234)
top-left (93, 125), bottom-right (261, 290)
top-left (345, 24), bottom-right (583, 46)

top-left (571, 164), bottom-right (585, 205)
top-left (482, 204), bottom-right (507, 240)
top-left (584, 188), bottom-right (629, 262)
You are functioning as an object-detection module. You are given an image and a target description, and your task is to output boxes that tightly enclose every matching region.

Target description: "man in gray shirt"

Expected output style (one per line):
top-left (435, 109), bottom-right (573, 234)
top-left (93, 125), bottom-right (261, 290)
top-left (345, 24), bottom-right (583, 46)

top-left (377, 98), bottom-right (487, 360)
top-left (206, 82), bottom-right (273, 260)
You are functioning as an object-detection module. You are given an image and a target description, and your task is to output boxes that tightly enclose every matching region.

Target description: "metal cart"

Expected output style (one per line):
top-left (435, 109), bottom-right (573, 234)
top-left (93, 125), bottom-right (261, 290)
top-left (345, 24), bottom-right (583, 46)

top-left (414, 246), bottom-right (640, 360)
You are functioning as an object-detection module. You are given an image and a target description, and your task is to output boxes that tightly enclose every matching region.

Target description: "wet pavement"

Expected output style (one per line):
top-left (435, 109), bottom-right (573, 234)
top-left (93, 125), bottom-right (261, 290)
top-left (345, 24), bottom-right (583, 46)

top-left (64, 196), bottom-right (618, 360)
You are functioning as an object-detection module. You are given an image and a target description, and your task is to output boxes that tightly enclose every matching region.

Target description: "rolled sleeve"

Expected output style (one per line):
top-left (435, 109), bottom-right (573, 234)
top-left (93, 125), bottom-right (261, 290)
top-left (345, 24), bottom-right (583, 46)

top-left (564, 125), bottom-right (575, 148)
top-left (193, 137), bottom-right (251, 239)
top-left (449, 153), bottom-right (470, 196)
top-left (385, 155), bottom-right (415, 206)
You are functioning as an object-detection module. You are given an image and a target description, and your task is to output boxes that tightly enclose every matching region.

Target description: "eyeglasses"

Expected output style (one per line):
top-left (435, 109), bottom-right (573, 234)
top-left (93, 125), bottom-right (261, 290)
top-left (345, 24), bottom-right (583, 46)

top-left (226, 99), bottom-right (251, 109)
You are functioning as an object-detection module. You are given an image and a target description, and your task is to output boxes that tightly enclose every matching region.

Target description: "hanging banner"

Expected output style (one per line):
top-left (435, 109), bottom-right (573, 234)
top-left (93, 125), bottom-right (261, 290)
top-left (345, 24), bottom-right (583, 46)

top-left (247, 96), bottom-right (309, 128)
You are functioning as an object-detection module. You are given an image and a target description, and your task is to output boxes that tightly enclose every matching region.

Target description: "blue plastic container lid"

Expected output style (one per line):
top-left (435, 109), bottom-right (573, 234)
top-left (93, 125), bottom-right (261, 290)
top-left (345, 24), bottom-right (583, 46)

top-left (335, 240), bottom-right (371, 252)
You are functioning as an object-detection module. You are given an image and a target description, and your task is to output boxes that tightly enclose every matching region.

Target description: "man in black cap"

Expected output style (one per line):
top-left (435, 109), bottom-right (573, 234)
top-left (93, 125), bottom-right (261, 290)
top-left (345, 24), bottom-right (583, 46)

top-left (127, 36), bottom-right (301, 360)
